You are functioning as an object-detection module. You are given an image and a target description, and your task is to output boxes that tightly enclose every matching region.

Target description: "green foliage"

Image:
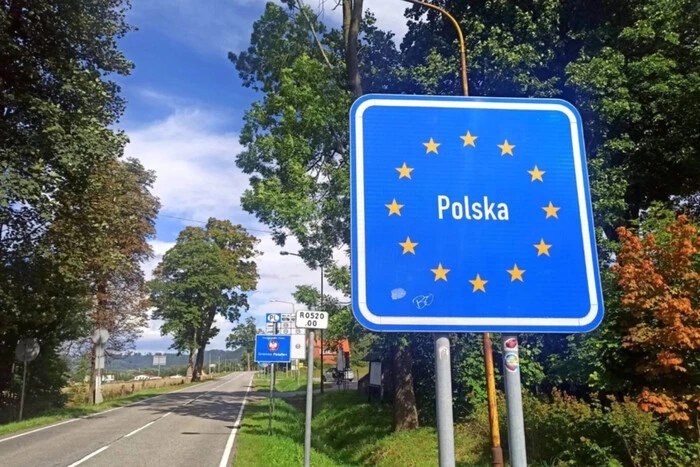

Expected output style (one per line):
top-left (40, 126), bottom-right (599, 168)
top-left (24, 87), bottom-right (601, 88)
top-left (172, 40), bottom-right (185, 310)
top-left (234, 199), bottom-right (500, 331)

top-left (149, 219), bottom-right (259, 378)
top-left (519, 390), bottom-right (697, 467)
top-left (226, 316), bottom-right (258, 354)
top-left (0, 0), bottom-right (144, 410)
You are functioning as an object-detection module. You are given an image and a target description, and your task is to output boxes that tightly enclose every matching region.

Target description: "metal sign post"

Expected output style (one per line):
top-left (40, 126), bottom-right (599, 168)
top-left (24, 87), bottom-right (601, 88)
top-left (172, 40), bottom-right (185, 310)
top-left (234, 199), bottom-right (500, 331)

top-left (296, 309), bottom-right (329, 467)
top-left (502, 335), bottom-right (526, 466)
top-left (14, 338), bottom-right (40, 421)
top-left (350, 94), bottom-right (603, 465)
top-left (434, 334), bottom-right (455, 467)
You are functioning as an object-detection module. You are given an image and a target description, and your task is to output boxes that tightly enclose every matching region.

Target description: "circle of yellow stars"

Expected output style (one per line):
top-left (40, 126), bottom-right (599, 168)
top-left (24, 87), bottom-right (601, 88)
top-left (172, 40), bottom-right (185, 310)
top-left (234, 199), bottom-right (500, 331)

top-left (385, 132), bottom-right (561, 293)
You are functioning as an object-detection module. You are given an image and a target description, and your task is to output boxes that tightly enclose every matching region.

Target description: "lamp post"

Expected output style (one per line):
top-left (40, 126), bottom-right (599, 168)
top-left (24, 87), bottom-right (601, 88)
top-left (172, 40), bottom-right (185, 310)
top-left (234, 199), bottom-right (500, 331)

top-left (281, 250), bottom-right (325, 393)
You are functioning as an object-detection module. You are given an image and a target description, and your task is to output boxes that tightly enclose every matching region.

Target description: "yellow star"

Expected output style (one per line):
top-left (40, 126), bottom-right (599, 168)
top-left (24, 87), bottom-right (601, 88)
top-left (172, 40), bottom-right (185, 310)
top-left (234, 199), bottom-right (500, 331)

top-left (469, 274), bottom-right (488, 293)
top-left (506, 264), bottom-right (526, 282)
top-left (460, 131), bottom-right (478, 147)
top-left (528, 165), bottom-right (545, 182)
top-left (385, 199), bottom-right (404, 216)
top-left (542, 202), bottom-right (560, 219)
top-left (498, 139), bottom-right (516, 156)
top-left (423, 138), bottom-right (441, 154)
top-left (395, 162), bottom-right (414, 180)
top-left (431, 263), bottom-right (450, 282)
top-left (534, 239), bottom-right (552, 256)
top-left (399, 236), bottom-right (418, 255)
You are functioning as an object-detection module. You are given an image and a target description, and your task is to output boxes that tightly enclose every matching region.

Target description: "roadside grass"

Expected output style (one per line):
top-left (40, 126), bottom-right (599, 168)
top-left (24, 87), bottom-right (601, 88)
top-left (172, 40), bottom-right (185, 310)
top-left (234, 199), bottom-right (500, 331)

top-left (255, 371), bottom-right (324, 393)
top-left (0, 379), bottom-right (208, 437)
top-left (235, 390), bottom-right (493, 466)
top-left (234, 397), bottom-right (347, 466)
top-left (254, 366), bottom-right (366, 393)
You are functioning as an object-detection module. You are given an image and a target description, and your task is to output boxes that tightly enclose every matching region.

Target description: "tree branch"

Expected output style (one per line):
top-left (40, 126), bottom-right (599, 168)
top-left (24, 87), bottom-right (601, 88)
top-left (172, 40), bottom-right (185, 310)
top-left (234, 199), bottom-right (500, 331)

top-left (296, 0), bottom-right (332, 68)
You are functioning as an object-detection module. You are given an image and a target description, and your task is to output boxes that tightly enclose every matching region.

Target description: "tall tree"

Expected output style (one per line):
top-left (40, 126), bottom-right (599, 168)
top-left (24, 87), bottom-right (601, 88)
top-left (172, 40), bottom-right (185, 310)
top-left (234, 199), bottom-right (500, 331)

top-left (232, 2), bottom-right (420, 431)
top-left (149, 220), bottom-right (259, 381)
top-left (226, 316), bottom-right (259, 371)
top-left (49, 158), bottom-right (159, 401)
top-left (0, 0), bottom-right (134, 401)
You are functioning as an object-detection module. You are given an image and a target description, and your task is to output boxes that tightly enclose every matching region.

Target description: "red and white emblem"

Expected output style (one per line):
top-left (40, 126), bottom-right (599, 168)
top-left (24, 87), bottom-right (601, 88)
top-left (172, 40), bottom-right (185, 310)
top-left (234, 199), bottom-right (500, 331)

top-left (268, 340), bottom-right (279, 352)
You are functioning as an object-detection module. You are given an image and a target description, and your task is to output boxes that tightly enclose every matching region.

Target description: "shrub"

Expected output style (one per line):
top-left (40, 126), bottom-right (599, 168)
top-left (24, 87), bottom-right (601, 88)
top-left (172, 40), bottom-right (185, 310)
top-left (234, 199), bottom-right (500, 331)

top-left (520, 389), bottom-right (697, 466)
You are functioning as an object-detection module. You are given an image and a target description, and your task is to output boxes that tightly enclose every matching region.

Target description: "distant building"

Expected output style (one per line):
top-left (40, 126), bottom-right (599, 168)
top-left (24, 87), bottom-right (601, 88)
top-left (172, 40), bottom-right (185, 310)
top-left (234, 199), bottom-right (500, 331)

top-left (314, 339), bottom-right (350, 367)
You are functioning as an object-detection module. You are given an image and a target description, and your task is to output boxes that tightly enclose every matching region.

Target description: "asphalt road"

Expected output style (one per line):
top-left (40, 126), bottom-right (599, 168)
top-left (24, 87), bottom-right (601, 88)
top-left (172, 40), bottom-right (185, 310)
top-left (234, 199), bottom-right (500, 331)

top-left (0, 371), bottom-right (255, 467)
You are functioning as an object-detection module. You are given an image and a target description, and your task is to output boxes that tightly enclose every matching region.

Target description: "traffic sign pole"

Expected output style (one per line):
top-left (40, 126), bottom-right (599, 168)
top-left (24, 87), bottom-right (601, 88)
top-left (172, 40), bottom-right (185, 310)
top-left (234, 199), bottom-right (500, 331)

top-left (303, 329), bottom-right (315, 467)
top-left (434, 334), bottom-right (455, 467)
top-left (502, 335), bottom-right (526, 467)
top-left (19, 354), bottom-right (28, 421)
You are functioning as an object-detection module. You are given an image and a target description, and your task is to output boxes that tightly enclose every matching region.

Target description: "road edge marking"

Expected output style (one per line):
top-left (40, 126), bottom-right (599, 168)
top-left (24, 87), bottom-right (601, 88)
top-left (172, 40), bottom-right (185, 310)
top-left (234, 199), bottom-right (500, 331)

top-left (0, 373), bottom-right (237, 444)
top-left (0, 418), bottom-right (78, 444)
top-left (66, 445), bottom-right (110, 467)
top-left (218, 373), bottom-right (254, 467)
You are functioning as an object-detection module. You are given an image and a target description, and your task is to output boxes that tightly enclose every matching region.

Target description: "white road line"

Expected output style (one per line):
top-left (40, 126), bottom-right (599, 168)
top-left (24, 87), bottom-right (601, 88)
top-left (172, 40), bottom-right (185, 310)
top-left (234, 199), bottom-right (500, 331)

top-left (0, 374), bottom-right (241, 445)
top-left (218, 374), bottom-right (254, 467)
top-left (66, 445), bottom-right (110, 467)
top-left (124, 420), bottom-right (157, 438)
top-left (0, 418), bottom-right (78, 444)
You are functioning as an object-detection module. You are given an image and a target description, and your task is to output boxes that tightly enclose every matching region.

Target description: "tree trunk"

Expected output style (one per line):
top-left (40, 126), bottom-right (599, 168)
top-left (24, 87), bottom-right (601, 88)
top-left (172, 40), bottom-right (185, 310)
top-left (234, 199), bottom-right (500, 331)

top-left (193, 343), bottom-right (206, 381)
top-left (343, 0), bottom-right (363, 100)
top-left (186, 347), bottom-right (195, 379)
top-left (192, 327), bottom-right (204, 381)
top-left (192, 309), bottom-right (217, 381)
top-left (392, 343), bottom-right (419, 431)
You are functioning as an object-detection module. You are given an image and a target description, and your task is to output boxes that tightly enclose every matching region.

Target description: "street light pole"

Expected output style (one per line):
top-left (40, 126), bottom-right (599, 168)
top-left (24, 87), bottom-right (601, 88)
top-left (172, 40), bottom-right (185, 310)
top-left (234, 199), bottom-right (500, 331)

top-left (280, 250), bottom-right (325, 392)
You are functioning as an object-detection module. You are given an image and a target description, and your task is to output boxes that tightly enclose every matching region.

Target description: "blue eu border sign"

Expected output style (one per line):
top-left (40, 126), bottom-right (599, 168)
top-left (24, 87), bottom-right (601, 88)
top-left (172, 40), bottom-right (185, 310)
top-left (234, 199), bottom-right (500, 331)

top-left (350, 94), bottom-right (604, 333)
top-left (254, 335), bottom-right (291, 363)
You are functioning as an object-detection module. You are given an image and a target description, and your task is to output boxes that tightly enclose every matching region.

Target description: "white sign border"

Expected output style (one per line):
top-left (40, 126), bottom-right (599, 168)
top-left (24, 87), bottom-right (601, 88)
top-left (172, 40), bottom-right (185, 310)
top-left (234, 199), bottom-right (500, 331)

top-left (353, 98), bottom-right (599, 328)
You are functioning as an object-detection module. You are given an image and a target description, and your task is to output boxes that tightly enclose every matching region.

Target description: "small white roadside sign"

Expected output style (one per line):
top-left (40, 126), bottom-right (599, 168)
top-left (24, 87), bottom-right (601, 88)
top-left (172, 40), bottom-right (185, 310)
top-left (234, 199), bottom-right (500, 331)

top-left (295, 310), bottom-right (328, 330)
top-left (291, 334), bottom-right (306, 360)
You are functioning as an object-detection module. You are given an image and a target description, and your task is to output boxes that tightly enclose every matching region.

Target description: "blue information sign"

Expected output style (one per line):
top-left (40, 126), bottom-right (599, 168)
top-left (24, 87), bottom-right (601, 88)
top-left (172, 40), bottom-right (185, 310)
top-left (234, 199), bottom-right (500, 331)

top-left (350, 95), bottom-right (603, 333)
top-left (266, 313), bottom-right (281, 324)
top-left (254, 335), bottom-right (291, 363)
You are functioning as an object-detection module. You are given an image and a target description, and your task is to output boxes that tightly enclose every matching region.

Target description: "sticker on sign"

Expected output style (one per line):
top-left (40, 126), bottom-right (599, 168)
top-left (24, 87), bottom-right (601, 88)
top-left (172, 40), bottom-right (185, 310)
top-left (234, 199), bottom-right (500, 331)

top-left (295, 310), bottom-right (328, 329)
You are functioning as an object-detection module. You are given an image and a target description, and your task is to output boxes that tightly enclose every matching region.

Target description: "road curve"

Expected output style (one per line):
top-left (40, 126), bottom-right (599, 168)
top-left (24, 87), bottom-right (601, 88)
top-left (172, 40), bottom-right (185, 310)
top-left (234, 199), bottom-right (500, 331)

top-left (0, 371), bottom-right (255, 467)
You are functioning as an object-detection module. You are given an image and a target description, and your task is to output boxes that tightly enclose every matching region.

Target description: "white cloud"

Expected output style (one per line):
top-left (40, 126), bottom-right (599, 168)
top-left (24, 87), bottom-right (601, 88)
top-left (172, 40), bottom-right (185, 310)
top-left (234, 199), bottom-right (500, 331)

top-left (127, 98), bottom-right (348, 352)
top-left (125, 107), bottom-right (248, 221)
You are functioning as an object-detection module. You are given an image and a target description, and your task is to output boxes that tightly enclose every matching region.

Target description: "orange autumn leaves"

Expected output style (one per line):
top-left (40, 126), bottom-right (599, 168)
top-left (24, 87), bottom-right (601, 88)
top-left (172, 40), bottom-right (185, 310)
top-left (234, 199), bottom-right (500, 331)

top-left (615, 215), bottom-right (700, 423)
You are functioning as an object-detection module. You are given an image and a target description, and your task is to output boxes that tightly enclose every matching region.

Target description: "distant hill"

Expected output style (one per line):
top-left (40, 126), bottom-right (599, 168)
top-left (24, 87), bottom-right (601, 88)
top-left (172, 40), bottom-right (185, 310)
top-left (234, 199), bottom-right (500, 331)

top-left (105, 348), bottom-right (244, 370)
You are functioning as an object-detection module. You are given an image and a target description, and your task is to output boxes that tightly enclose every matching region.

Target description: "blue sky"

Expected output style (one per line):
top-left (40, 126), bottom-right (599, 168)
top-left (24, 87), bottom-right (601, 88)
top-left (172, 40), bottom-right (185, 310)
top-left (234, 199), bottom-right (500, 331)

top-left (118, 1), bottom-right (409, 352)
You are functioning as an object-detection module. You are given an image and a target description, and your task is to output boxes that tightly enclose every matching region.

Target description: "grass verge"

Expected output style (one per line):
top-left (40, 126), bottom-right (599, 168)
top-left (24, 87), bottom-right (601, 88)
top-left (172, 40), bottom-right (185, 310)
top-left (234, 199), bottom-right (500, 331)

top-left (255, 371), bottom-right (324, 393)
top-left (234, 390), bottom-right (491, 466)
top-left (0, 379), bottom-right (207, 437)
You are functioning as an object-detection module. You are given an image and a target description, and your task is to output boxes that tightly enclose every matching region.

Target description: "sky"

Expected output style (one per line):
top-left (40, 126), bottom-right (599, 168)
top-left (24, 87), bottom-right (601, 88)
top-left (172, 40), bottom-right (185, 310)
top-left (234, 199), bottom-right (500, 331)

top-left (118, 1), bottom-right (411, 352)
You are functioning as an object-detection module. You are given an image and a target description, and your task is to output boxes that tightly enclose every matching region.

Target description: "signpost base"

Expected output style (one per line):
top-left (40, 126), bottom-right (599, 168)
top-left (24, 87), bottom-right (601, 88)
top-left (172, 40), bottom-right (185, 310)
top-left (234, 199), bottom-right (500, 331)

top-left (502, 335), bottom-right (526, 467)
top-left (434, 333), bottom-right (455, 467)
